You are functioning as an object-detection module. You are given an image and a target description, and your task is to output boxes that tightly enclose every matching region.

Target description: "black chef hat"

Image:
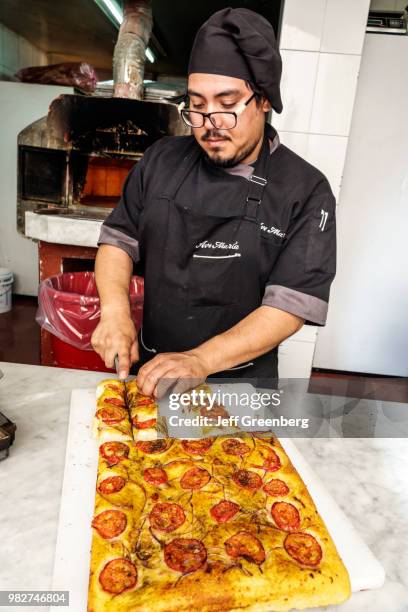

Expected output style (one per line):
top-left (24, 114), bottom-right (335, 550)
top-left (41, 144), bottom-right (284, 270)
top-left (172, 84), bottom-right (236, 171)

top-left (188, 7), bottom-right (283, 114)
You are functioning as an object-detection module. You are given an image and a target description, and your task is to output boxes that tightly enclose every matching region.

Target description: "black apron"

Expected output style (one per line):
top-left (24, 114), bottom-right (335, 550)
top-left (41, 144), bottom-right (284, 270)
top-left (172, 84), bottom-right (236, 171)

top-left (137, 128), bottom-right (278, 384)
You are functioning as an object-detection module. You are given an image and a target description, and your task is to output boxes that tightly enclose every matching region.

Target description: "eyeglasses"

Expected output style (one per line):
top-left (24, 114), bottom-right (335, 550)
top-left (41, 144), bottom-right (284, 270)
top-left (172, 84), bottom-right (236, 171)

top-left (179, 93), bottom-right (256, 130)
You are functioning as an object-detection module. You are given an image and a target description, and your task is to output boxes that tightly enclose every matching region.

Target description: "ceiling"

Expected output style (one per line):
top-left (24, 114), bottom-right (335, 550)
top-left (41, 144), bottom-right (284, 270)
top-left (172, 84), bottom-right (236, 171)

top-left (0, 0), bottom-right (117, 72)
top-left (0, 0), bottom-right (283, 78)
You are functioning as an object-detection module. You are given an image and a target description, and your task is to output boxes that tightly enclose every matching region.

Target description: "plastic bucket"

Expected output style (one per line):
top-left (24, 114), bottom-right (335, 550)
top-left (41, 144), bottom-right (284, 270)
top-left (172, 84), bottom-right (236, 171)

top-left (0, 268), bottom-right (13, 314)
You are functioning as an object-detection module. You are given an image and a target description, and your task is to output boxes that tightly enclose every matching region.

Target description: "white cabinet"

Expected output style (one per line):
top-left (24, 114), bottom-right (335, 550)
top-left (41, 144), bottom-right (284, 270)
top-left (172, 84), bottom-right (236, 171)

top-left (278, 326), bottom-right (318, 378)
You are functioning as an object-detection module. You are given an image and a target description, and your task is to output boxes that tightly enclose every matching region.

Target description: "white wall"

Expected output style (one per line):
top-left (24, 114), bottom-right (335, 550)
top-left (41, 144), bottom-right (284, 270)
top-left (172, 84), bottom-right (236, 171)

top-left (275, 0), bottom-right (371, 376)
top-left (0, 82), bottom-right (72, 295)
top-left (0, 23), bottom-right (71, 295)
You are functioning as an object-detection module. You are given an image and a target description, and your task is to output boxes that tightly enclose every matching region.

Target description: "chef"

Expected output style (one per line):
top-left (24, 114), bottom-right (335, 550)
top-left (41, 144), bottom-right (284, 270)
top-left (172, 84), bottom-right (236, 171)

top-left (92, 7), bottom-right (336, 397)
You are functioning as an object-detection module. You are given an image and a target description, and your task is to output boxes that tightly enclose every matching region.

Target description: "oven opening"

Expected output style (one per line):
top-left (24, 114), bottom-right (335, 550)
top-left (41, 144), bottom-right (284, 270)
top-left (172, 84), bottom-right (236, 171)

top-left (73, 154), bottom-right (136, 208)
top-left (19, 146), bottom-right (66, 204)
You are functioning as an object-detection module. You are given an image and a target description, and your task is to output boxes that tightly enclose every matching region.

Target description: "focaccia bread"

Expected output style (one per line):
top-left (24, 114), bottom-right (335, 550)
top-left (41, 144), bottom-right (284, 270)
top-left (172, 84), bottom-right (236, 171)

top-left (126, 379), bottom-right (160, 441)
top-left (94, 379), bottom-right (165, 442)
top-left (88, 425), bottom-right (351, 611)
top-left (94, 379), bottom-right (133, 442)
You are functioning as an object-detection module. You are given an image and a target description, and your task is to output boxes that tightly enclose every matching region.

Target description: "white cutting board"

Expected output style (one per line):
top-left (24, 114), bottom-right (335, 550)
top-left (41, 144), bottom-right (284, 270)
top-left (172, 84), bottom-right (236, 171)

top-left (51, 389), bottom-right (385, 611)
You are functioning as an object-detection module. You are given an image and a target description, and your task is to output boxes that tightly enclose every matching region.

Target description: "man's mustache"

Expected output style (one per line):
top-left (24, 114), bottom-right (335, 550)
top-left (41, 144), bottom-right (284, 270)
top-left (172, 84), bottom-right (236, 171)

top-left (201, 130), bottom-right (231, 142)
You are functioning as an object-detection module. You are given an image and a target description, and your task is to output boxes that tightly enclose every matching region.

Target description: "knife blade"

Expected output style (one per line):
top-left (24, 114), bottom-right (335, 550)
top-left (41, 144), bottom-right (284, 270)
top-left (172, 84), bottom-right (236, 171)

top-left (114, 355), bottom-right (132, 428)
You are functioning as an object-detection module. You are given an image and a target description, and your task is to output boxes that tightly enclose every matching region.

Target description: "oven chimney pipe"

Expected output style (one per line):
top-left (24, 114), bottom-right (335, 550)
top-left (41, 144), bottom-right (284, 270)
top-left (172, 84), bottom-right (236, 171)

top-left (113, 0), bottom-right (153, 99)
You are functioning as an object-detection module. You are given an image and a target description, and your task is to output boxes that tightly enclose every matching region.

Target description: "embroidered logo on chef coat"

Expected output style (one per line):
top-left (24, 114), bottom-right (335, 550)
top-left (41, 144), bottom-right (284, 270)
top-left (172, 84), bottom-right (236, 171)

top-left (319, 209), bottom-right (329, 232)
top-left (260, 222), bottom-right (286, 239)
top-left (193, 240), bottom-right (241, 259)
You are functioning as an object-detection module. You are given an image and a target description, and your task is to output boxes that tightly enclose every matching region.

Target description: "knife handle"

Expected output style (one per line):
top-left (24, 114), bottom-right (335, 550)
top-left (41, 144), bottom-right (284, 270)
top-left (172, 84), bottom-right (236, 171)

top-left (114, 354), bottom-right (130, 382)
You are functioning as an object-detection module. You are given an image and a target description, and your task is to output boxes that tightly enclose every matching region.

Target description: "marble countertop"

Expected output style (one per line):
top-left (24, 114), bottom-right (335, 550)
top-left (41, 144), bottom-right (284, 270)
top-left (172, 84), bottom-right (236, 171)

top-left (0, 362), bottom-right (407, 612)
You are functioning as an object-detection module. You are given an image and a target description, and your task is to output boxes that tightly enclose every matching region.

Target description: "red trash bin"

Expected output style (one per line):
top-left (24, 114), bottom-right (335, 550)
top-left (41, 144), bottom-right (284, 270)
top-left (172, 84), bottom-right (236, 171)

top-left (36, 272), bottom-right (144, 371)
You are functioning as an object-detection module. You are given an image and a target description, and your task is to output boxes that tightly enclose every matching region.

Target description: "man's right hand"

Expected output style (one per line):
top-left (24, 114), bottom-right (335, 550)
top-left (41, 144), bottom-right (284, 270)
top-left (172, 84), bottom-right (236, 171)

top-left (91, 313), bottom-right (139, 379)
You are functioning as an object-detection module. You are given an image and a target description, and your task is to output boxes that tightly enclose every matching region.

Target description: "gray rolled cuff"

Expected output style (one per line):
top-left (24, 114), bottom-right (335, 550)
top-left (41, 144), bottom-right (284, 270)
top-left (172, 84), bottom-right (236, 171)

top-left (262, 284), bottom-right (328, 325)
top-left (98, 225), bottom-right (140, 262)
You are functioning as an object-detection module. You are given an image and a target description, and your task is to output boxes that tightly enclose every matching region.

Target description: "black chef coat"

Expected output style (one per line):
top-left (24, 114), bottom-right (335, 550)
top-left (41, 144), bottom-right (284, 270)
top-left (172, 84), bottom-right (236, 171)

top-left (98, 124), bottom-right (336, 375)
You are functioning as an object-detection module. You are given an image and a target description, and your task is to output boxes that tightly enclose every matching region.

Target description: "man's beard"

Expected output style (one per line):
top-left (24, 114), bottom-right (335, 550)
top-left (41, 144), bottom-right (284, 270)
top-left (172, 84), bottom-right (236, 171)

top-left (201, 130), bottom-right (260, 168)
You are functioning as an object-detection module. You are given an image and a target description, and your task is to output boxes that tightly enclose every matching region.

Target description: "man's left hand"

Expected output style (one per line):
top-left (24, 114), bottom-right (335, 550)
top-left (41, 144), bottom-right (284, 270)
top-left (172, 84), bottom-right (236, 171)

top-left (136, 351), bottom-right (210, 398)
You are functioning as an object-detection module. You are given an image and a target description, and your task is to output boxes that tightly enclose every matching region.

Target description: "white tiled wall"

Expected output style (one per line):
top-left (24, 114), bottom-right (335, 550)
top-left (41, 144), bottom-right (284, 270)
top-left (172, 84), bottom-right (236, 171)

top-left (306, 134), bottom-right (348, 200)
top-left (273, 50), bottom-right (319, 133)
top-left (0, 23), bottom-right (47, 80)
top-left (276, 0), bottom-right (371, 378)
top-left (277, 0), bottom-right (370, 199)
top-left (280, 0), bottom-right (326, 51)
top-left (278, 132), bottom-right (309, 158)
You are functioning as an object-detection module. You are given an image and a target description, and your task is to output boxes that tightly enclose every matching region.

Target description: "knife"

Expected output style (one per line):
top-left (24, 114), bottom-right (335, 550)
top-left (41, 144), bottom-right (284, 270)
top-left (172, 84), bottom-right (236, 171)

top-left (114, 355), bottom-right (132, 427)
